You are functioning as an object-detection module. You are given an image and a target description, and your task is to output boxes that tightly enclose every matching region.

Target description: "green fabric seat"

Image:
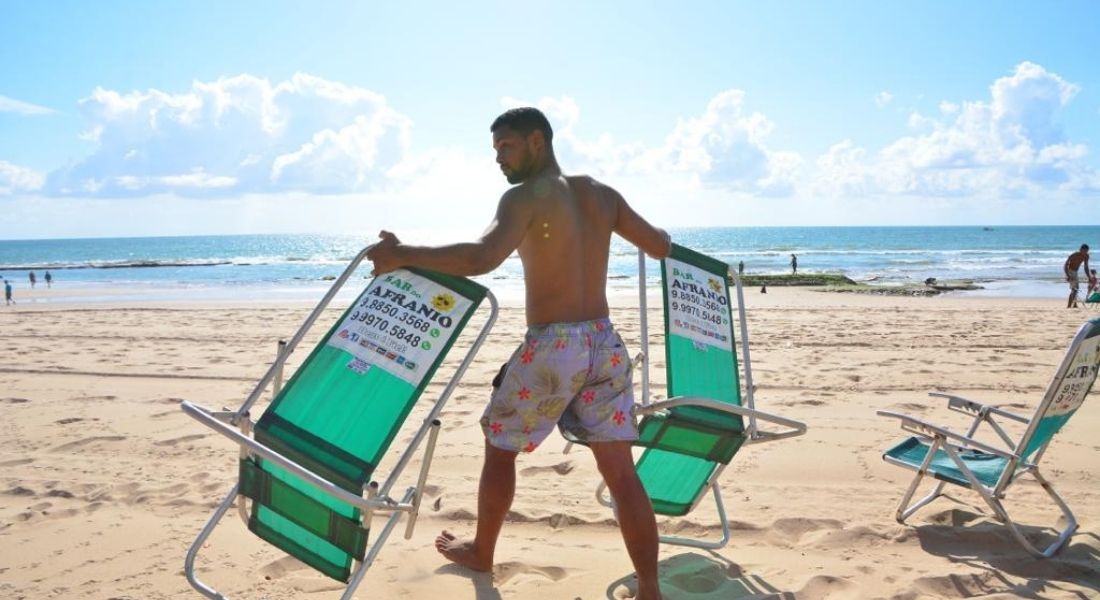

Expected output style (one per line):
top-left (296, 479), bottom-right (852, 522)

top-left (883, 436), bottom-right (1010, 489)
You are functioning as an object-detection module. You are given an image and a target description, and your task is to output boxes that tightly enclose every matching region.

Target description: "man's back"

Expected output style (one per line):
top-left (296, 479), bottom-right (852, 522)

top-left (514, 174), bottom-right (616, 326)
top-left (1066, 251), bottom-right (1086, 272)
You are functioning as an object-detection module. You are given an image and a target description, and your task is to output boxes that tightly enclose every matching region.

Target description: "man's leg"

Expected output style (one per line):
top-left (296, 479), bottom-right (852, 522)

top-left (589, 441), bottom-right (661, 600)
top-left (436, 440), bottom-right (517, 571)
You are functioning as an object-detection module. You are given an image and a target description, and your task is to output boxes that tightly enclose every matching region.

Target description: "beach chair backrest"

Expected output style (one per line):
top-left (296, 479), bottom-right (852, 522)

top-left (661, 244), bottom-right (744, 424)
top-left (1018, 317), bottom-right (1100, 461)
top-left (631, 245), bottom-right (747, 517)
top-left (247, 268), bottom-right (488, 580)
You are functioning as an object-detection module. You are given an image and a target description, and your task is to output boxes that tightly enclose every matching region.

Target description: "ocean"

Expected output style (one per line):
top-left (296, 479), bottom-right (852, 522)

top-left (1, 226), bottom-right (1097, 303)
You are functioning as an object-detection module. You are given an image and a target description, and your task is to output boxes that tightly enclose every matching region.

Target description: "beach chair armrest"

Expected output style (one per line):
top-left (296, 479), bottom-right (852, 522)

top-left (643, 396), bottom-right (807, 436)
top-left (932, 392), bottom-right (1031, 424)
top-left (181, 400), bottom-right (407, 513)
top-left (876, 410), bottom-right (1017, 459)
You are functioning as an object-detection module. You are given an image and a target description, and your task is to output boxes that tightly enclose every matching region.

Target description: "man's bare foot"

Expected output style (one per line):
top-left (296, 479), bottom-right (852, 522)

top-left (435, 530), bottom-right (492, 572)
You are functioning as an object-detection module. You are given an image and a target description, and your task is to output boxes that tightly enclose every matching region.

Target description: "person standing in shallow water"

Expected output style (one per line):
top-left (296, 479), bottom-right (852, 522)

top-left (45, 271), bottom-right (53, 288)
top-left (367, 107), bottom-right (670, 600)
top-left (28, 271), bottom-right (36, 288)
top-left (790, 254), bottom-right (798, 274)
top-left (1064, 244), bottom-right (1091, 308)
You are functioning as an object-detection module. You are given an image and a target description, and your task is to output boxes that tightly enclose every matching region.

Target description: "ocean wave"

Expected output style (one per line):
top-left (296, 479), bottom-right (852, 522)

top-left (0, 259), bottom-right (235, 270)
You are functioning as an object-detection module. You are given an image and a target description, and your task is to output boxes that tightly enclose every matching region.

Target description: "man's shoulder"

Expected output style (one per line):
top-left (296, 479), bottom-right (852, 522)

top-left (565, 174), bottom-right (602, 189)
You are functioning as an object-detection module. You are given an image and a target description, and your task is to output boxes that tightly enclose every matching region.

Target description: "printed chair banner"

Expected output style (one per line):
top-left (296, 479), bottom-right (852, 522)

top-left (663, 252), bottom-right (734, 353)
top-left (326, 270), bottom-right (475, 386)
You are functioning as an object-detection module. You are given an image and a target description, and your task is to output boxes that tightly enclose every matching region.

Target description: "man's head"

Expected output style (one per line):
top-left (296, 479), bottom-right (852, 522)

top-left (1081, 244), bottom-right (1090, 254)
top-left (491, 107), bottom-right (554, 184)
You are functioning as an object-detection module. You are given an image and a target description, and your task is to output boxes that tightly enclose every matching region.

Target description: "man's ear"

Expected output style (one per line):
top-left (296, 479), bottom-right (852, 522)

top-left (527, 130), bottom-right (546, 155)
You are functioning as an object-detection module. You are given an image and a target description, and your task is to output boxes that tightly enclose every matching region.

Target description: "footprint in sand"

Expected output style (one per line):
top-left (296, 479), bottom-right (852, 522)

top-left (492, 561), bottom-right (567, 586)
top-left (153, 434), bottom-right (207, 447)
top-left (911, 571), bottom-right (1003, 598)
top-left (51, 436), bottom-right (126, 452)
top-left (259, 555), bottom-right (313, 579)
top-left (518, 461), bottom-right (575, 476)
top-left (796, 575), bottom-right (860, 599)
top-left (611, 553), bottom-right (772, 600)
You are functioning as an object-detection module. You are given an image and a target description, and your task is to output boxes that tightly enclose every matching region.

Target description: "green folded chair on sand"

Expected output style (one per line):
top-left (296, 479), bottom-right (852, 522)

top-left (569, 244), bottom-right (806, 549)
top-left (878, 316), bottom-right (1100, 558)
top-left (181, 249), bottom-right (497, 599)
top-left (1084, 291), bottom-right (1100, 311)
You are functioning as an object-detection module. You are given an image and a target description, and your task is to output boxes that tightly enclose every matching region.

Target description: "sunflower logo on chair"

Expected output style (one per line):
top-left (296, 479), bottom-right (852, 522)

top-left (432, 292), bottom-right (456, 312)
top-left (708, 278), bottom-right (722, 293)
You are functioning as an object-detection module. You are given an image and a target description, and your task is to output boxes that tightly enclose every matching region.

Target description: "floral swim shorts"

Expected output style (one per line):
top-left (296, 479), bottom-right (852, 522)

top-left (480, 318), bottom-right (637, 453)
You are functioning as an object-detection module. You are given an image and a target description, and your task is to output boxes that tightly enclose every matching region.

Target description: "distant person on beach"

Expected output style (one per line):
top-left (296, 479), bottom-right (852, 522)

top-left (4, 280), bottom-right (13, 305)
top-left (738, 260), bottom-right (744, 275)
top-left (1064, 244), bottom-right (1091, 308)
top-left (1089, 269), bottom-right (1098, 297)
top-left (366, 107), bottom-right (670, 600)
top-left (45, 271), bottom-right (52, 288)
top-left (28, 271), bottom-right (36, 288)
top-left (790, 254), bottom-right (798, 274)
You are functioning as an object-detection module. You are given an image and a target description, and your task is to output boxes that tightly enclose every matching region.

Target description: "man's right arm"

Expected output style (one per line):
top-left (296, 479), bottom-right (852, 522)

top-left (367, 189), bottom-right (532, 276)
top-left (607, 185), bottom-right (671, 259)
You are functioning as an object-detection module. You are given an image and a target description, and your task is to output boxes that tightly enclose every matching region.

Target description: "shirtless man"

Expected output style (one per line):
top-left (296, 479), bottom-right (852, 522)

top-left (367, 107), bottom-right (670, 599)
top-left (1064, 244), bottom-right (1091, 308)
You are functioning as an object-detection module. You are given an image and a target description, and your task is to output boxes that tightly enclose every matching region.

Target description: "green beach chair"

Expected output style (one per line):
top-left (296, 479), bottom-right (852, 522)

top-left (181, 248), bottom-right (498, 599)
top-left (877, 316), bottom-right (1100, 558)
top-left (1084, 290), bottom-right (1100, 311)
top-left (571, 244), bottom-right (806, 549)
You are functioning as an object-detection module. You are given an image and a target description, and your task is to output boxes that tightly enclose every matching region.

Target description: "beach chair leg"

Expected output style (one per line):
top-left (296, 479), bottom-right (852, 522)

top-left (897, 479), bottom-right (947, 523)
top-left (894, 439), bottom-right (945, 524)
top-left (657, 483), bottom-right (731, 550)
top-left (404, 419), bottom-right (443, 539)
top-left (987, 470), bottom-right (1079, 559)
top-left (594, 480), bottom-right (615, 510)
top-left (345, 486), bottom-right (418, 599)
top-left (184, 484), bottom-right (240, 600)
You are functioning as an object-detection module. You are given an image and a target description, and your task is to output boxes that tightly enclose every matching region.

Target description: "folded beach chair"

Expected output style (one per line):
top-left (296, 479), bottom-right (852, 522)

top-left (877, 316), bottom-right (1100, 558)
top-left (1083, 290), bottom-right (1100, 311)
top-left (569, 244), bottom-right (806, 549)
top-left (180, 249), bottom-right (497, 599)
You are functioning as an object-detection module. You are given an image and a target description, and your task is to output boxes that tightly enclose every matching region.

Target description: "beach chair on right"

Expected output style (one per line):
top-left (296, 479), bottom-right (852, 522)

top-left (569, 244), bottom-right (806, 549)
top-left (877, 316), bottom-right (1100, 558)
top-left (1083, 290), bottom-right (1100, 311)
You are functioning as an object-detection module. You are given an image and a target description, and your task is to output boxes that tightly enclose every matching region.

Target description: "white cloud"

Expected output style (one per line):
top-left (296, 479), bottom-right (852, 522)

top-left (0, 95), bottom-right (54, 116)
top-left (0, 160), bottom-right (46, 195)
top-left (815, 62), bottom-right (1098, 197)
top-left (49, 73), bottom-right (413, 197)
top-left (874, 91), bottom-right (894, 108)
top-left (503, 90), bottom-right (801, 196)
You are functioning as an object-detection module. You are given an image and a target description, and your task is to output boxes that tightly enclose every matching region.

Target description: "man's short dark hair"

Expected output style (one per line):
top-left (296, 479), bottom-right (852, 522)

top-left (491, 107), bottom-right (553, 143)
top-left (1083, 244), bottom-right (1090, 251)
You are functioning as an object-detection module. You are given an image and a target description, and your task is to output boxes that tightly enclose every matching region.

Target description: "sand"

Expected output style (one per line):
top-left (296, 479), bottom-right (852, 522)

top-left (1, 285), bottom-right (1098, 599)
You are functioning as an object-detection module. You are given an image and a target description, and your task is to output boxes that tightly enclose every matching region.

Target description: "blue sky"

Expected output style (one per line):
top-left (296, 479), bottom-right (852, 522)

top-left (1, 1), bottom-right (1098, 240)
